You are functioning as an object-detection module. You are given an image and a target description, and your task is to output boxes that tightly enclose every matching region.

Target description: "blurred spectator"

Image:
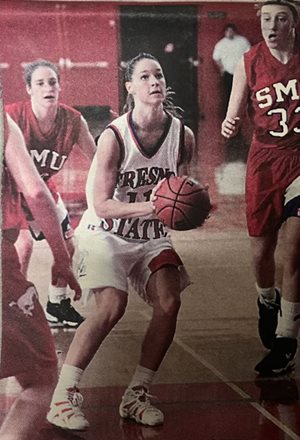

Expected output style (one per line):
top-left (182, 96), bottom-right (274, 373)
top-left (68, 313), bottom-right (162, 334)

top-left (213, 24), bottom-right (251, 117)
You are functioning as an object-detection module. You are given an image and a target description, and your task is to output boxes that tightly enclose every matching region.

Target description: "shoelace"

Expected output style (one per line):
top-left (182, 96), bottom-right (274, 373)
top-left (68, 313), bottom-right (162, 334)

top-left (260, 296), bottom-right (280, 310)
top-left (128, 388), bottom-right (159, 413)
top-left (67, 388), bottom-right (84, 408)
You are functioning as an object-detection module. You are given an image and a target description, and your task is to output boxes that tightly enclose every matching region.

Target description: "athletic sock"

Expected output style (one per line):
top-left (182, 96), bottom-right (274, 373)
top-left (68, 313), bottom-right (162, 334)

top-left (127, 365), bottom-right (156, 389)
top-left (52, 364), bottom-right (83, 400)
top-left (276, 298), bottom-right (300, 339)
top-left (256, 283), bottom-right (277, 303)
top-left (48, 285), bottom-right (67, 304)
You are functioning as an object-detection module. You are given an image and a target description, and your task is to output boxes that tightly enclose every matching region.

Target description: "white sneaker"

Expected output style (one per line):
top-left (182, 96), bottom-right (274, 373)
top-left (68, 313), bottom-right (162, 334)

top-left (119, 386), bottom-right (164, 426)
top-left (47, 387), bottom-right (90, 431)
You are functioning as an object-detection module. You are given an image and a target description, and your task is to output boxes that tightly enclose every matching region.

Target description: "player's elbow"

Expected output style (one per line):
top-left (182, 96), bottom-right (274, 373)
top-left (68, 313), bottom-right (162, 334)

top-left (94, 199), bottom-right (111, 218)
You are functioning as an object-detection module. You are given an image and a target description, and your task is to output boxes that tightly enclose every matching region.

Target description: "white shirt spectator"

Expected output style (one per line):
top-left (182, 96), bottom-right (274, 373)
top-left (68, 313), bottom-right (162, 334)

top-left (213, 33), bottom-right (250, 75)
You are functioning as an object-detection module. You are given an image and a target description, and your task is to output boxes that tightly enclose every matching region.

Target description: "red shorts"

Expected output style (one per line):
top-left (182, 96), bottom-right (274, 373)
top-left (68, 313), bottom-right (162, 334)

top-left (0, 238), bottom-right (57, 379)
top-left (246, 144), bottom-right (300, 237)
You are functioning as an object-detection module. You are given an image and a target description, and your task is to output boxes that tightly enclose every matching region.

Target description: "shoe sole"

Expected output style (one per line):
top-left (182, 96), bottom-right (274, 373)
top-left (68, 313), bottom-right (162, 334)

top-left (119, 407), bottom-right (164, 426)
top-left (47, 414), bottom-right (89, 431)
top-left (45, 311), bottom-right (82, 328)
top-left (255, 360), bottom-right (295, 376)
top-left (271, 360), bottom-right (295, 375)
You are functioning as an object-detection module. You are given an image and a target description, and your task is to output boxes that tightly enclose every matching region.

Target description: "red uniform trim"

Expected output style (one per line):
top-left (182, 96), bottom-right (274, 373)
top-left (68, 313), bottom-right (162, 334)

top-left (148, 248), bottom-right (183, 273)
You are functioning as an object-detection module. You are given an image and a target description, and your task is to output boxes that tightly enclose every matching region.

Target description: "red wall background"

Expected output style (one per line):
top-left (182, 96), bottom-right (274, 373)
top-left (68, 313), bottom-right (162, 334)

top-left (0, 1), bottom-right (119, 110)
top-left (196, 2), bottom-right (261, 191)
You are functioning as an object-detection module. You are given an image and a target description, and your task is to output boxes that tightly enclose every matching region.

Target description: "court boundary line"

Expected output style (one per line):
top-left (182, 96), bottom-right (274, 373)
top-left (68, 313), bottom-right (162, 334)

top-left (140, 310), bottom-right (300, 440)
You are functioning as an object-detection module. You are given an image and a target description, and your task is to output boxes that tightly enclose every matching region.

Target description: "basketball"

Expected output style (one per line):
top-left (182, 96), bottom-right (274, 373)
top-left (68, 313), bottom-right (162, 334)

top-left (154, 176), bottom-right (212, 231)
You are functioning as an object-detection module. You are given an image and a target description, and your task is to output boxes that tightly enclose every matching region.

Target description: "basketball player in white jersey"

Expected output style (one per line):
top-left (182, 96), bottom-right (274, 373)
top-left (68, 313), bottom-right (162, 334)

top-left (47, 52), bottom-right (195, 430)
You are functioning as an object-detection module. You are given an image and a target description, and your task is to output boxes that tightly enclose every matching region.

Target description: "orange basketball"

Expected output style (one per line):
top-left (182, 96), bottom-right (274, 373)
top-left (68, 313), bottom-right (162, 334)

top-left (154, 176), bottom-right (212, 230)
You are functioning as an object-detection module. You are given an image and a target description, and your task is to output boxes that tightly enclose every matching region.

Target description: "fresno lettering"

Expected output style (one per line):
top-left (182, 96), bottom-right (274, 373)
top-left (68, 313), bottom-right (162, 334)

top-left (118, 167), bottom-right (175, 189)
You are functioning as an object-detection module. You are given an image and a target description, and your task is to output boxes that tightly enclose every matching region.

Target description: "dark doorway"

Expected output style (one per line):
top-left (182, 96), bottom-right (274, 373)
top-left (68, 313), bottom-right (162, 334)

top-left (119, 5), bottom-right (199, 133)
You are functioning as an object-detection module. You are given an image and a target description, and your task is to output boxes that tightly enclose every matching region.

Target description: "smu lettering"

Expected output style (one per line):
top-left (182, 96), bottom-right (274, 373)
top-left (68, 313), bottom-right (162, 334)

top-left (30, 149), bottom-right (68, 174)
top-left (256, 78), bottom-right (300, 138)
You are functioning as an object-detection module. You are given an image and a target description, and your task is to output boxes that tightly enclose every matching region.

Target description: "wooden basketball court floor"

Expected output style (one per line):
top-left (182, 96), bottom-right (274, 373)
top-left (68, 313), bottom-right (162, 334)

top-left (2, 195), bottom-right (300, 440)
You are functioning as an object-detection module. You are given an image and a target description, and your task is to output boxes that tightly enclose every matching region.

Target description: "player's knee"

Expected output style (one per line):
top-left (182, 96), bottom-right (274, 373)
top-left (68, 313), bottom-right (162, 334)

top-left (95, 288), bottom-right (128, 324)
top-left (153, 293), bottom-right (181, 317)
top-left (251, 238), bottom-right (277, 264)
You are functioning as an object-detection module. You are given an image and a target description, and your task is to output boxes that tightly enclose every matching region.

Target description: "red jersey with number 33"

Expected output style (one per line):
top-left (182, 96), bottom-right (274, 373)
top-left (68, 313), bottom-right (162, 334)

top-left (244, 40), bottom-right (300, 150)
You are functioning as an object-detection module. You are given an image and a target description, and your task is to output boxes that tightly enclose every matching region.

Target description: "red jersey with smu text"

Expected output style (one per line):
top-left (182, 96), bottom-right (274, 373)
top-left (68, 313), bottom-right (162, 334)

top-left (244, 40), bottom-right (300, 150)
top-left (243, 40), bottom-right (300, 236)
top-left (5, 101), bottom-right (81, 180)
top-left (1, 111), bottom-right (57, 378)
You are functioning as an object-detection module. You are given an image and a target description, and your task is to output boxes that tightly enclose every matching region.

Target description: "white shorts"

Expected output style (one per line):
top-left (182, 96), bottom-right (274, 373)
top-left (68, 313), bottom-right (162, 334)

top-left (74, 229), bottom-right (190, 305)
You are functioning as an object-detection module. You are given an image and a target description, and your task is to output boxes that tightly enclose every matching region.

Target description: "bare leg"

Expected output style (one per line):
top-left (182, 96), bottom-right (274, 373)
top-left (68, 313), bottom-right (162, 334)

top-left (47, 288), bottom-right (128, 430)
top-left (250, 232), bottom-right (278, 288)
top-left (64, 287), bottom-right (127, 369)
top-left (119, 266), bottom-right (181, 426)
top-left (140, 266), bottom-right (181, 371)
top-left (254, 219), bottom-right (300, 374)
top-left (0, 367), bottom-right (57, 440)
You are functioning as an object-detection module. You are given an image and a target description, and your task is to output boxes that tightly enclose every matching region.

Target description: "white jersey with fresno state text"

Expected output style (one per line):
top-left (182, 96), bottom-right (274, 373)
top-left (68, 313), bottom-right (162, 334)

top-left (77, 110), bottom-right (184, 242)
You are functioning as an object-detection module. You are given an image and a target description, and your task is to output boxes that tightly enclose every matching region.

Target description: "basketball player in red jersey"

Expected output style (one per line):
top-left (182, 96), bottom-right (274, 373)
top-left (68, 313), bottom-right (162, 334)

top-left (47, 53), bottom-right (195, 430)
top-left (222, 0), bottom-right (300, 375)
top-left (6, 60), bottom-right (96, 328)
top-left (1, 106), bottom-right (81, 439)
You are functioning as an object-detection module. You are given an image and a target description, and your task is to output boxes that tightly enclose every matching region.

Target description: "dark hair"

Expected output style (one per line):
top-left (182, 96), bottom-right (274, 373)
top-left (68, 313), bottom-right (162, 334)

top-left (123, 52), bottom-right (183, 117)
top-left (23, 59), bottom-right (60, 87)
top-left (256, 0), bottom-right (300, 22)
top-left (224, 23), bottom-right (237, 32)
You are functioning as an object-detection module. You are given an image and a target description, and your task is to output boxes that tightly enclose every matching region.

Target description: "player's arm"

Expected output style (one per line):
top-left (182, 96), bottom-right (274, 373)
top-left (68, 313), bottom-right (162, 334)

top-left (221, 57), bottom-right (248, 138)
top-left (92, 129), bottom-right (154, 219)
top-left (178, 125), bottom-right (195, 176)
top-left (5, 115), bottom-right (81, 298)
top-left (77, 116), bottom-right (97, 160)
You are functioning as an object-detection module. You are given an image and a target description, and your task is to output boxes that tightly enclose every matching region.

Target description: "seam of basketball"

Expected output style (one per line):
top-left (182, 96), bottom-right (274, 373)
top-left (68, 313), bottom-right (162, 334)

top-left (171, 177), bottom-right (188, 228)
top-left (173, 206), bottom-right (196, 228)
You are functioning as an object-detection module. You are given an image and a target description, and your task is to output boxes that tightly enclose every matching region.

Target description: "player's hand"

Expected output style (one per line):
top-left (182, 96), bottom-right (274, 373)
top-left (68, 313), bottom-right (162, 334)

top-left (149, 178), bottom-right (167, 213)
top-left (151, 178), bottom-right (167, 200)
top-left (150, 178), bottom-right (167, 212)
top-left (221, 117), bottom-right (240, 138)
top-left (51, 261), bottom-right (82, 301)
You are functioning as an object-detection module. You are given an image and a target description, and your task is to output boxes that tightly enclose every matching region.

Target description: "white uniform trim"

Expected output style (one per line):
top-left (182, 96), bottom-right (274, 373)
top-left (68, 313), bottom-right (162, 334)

top-left (284, 175), bottom-right (300, 205)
